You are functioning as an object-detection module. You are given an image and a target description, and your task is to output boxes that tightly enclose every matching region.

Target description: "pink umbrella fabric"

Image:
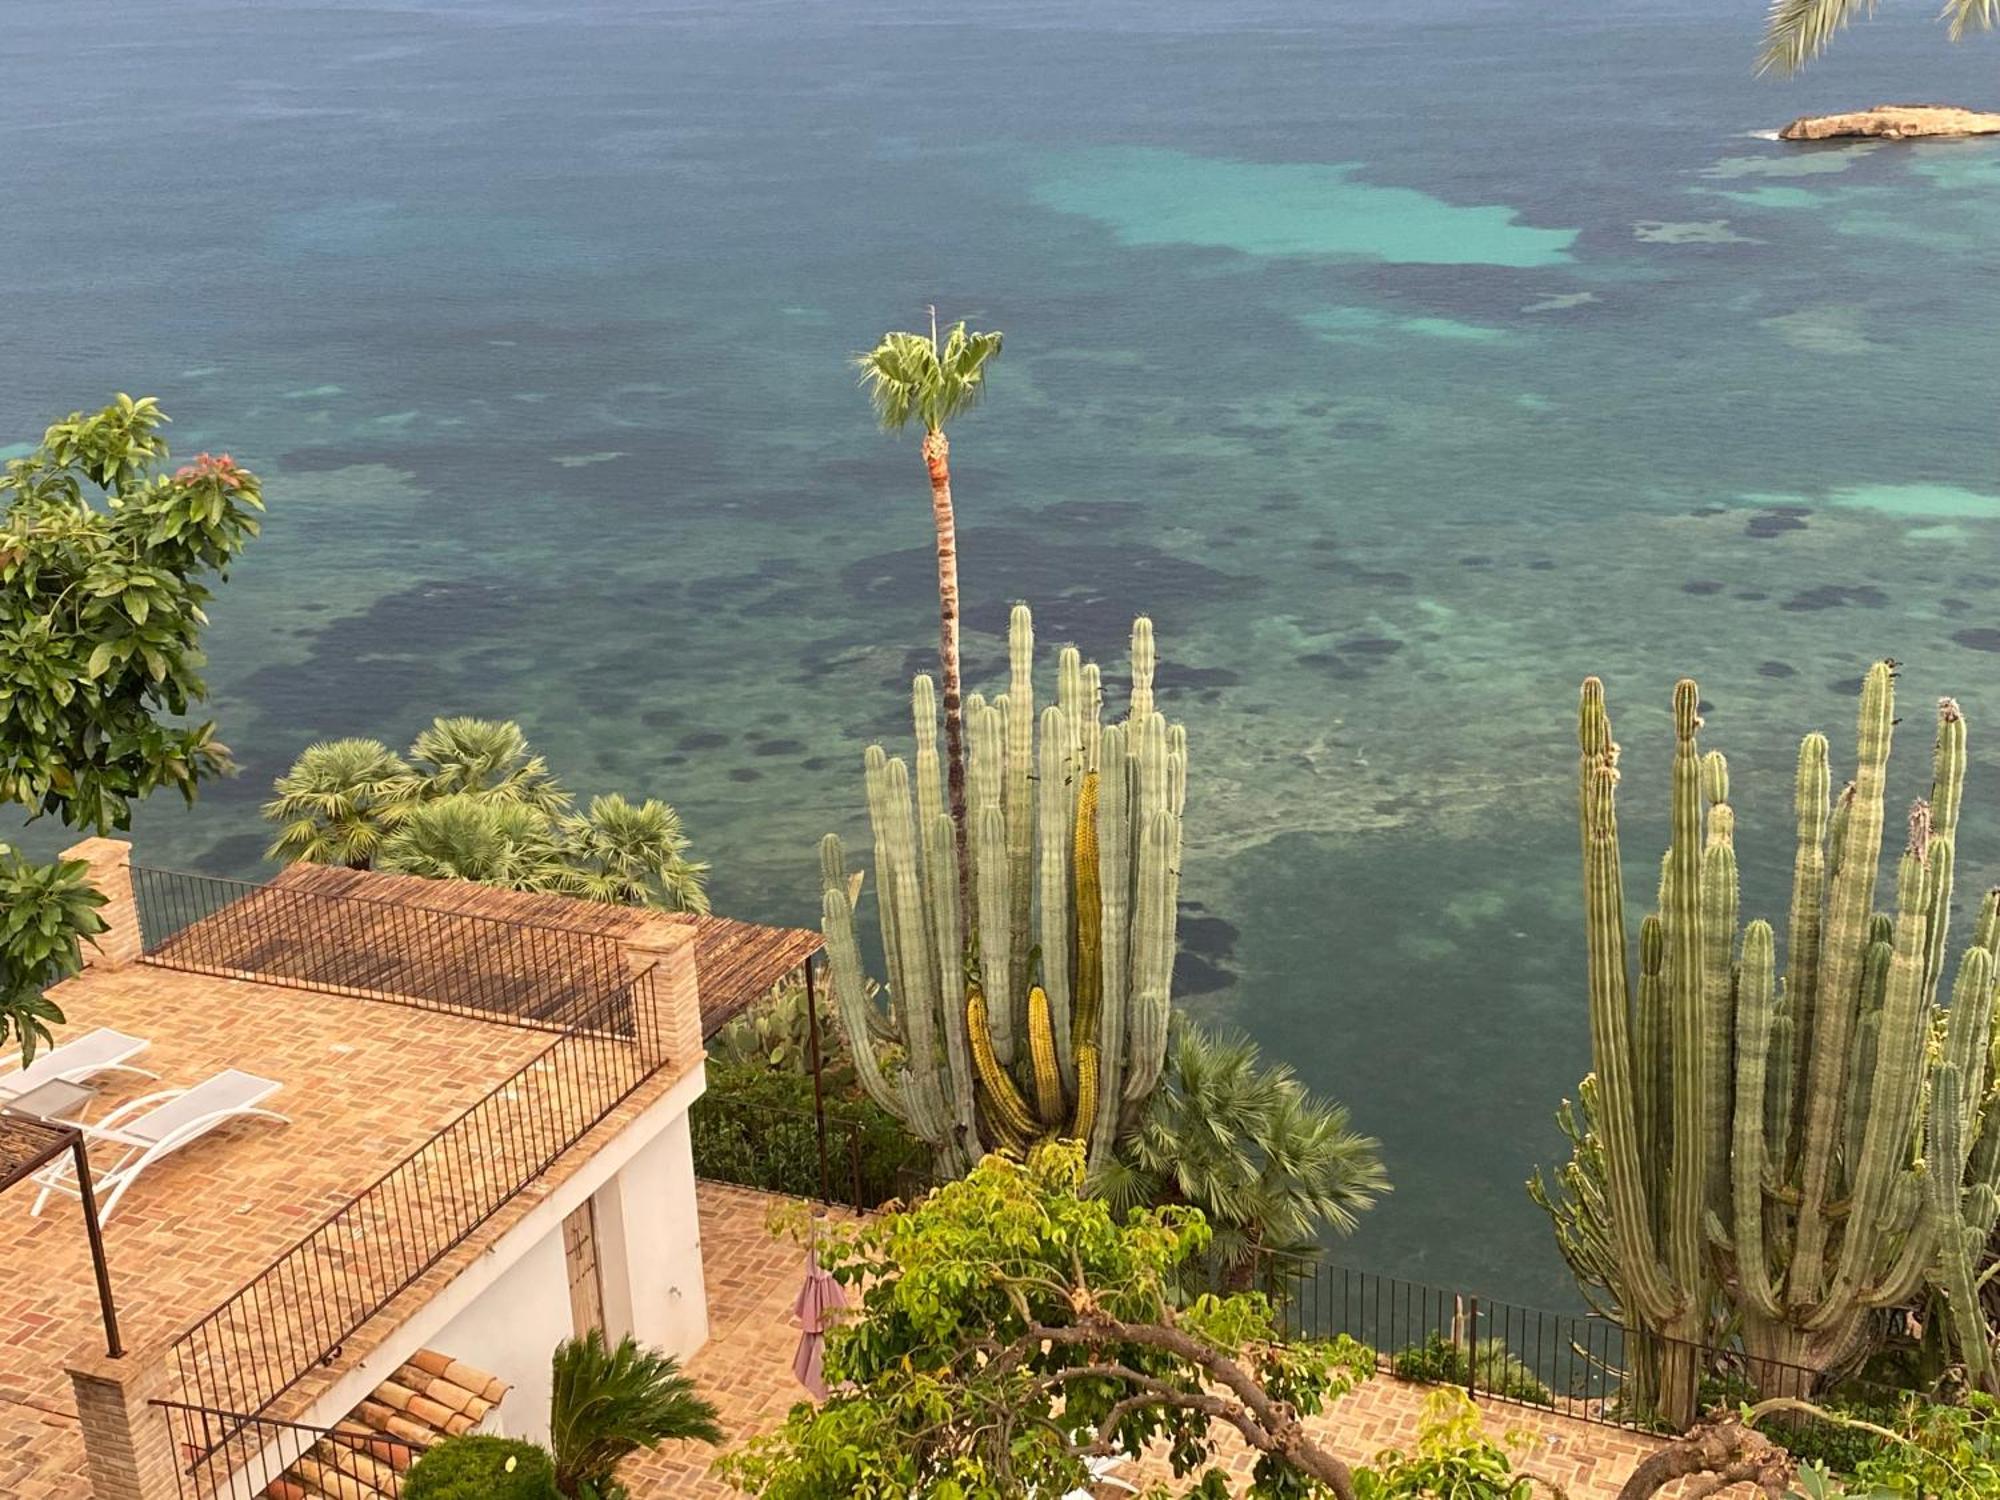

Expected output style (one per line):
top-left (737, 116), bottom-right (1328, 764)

top-left (791, 1249), bottom-right (848, 1399)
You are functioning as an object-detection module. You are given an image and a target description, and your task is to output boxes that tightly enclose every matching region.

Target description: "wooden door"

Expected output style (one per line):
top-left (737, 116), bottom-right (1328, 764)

top-left (562, 1199), bottom-right (605, 1337)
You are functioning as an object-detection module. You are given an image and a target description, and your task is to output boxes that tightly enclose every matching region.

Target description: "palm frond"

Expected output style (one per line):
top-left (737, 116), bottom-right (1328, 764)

top-left (853, 321), bottom-right (1002, 434)
top-left (1945, 0), bottom-right (2000, 41)
top-left (551, 1330), bottom-right (722, 1498)
top-left (408, 716), bottom-right (571, 811)
top-left (1757, 0), bottom-right (1877, 75)
top-left (261, 738), bottom-right (416, 868)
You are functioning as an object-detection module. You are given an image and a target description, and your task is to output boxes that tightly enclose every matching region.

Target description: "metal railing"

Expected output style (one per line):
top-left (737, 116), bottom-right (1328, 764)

top-left (153, 1399), bottom-right (424, 1500)
top-left (139, 864), bottom-right (687, 1447)
top-left (1253, 1253), bottom-right (1920, 1433)
top-left (132, 864), bottom-right (634, 1032)
top-left (690, 1089), bottom-right (932, 1210)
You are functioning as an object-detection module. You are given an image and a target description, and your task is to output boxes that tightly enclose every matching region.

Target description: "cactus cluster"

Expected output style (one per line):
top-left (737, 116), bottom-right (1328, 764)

top-left (819, 604), bottom-right (1186, 1176)
top-left (1545, 663), bottom-right (2000, 1419)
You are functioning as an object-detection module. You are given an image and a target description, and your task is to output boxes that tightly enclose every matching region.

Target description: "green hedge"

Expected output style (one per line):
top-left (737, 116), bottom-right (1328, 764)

top-left (691, 1062), bottom-right (927, 1207)
top-left (403, 1436), bottom-right (557, 1500)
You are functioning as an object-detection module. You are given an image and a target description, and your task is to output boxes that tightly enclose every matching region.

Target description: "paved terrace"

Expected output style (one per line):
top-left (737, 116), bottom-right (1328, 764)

top-left (632, 1183), bottom-right (1684, 1500)
top-left (1, 872), bottom-right (701, 1500)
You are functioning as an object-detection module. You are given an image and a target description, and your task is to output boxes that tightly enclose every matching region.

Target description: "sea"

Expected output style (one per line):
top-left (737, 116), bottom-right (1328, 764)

top-left (6, 0), bottom-right (2000, 1309)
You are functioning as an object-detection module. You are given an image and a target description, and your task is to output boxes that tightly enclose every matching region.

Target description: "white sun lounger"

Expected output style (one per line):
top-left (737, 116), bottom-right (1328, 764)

top-left (31, 1068), bottom-right (288, 1222)
top-left (0, 1027), bottom-right (155, 1100)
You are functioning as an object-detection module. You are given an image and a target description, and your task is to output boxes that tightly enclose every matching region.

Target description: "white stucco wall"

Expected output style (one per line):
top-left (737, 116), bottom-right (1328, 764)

top-left (594, 1110), bottom-right (710, 1359)
top-left (427, 1222), bottom-right (573, 1444)
top-left (294, 1064), bottom-right (709, 1443)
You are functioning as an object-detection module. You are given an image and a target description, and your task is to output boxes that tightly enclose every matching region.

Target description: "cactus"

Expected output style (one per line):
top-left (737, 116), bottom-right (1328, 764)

top-left (822, 605), bottom-right (1186, 1175)
top-left (1534, 665), bottom-right (2000, 1421)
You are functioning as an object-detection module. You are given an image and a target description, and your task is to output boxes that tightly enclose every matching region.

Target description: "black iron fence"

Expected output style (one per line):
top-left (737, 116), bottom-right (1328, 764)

top-left (153, 1399), bottom-right (424, 1499)
top-left (691, 1089), bottom-right (932, 1210)
top-left (132, 864), bottom-right (634, 1032)
top-left (1255, 1252), bottom-right (1926, 1436)
top-left (165, 962), bottom-right (670, 1431)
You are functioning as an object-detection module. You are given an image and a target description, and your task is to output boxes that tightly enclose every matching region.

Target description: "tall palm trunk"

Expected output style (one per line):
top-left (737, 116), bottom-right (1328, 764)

top-left (923, 427), bottom-right (971, 906)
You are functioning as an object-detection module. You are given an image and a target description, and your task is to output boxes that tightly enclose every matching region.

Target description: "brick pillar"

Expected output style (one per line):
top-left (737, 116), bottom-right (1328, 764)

top-left (67, 1344), bottom-right (181, 1500)
top-left (62, 837), bottom-right (143, 970)
top-left (622, 918), bottom-right (701, 1070)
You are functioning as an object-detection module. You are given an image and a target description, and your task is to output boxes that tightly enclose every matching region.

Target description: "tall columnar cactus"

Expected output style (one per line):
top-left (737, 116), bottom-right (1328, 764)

top-left (820, 605), bottom-right (1186, 1176)
top-left (1539, 664), bottom-right (2000, 1421)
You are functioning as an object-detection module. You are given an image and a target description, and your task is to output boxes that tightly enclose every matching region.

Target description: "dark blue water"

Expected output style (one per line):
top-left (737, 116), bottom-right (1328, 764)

top-left (7, 0), bottom-right (1999, 1307)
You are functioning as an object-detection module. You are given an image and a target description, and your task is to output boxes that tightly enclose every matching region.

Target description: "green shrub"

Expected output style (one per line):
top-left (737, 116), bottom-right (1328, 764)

top-left (1763, 1398), bottom-right (1899, 1475)
top-left (403, 1435), bottom-right (557, 1500)
top-left (1390, 1333), bottom-right (1555, 1408)
top-left (690, 1062), bottom-right (926, 1206)
top-left (1354, 1388), bottom-right (1536, 1498)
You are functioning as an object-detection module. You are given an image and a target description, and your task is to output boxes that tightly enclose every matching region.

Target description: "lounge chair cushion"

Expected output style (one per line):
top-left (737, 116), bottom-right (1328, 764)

top-left (122, 1069), bottom-right (282, 1145)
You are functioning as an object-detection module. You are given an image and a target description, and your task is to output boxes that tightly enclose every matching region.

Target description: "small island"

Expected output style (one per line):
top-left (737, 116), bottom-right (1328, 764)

top-left (1780, 102), bottom-right (2000, 140)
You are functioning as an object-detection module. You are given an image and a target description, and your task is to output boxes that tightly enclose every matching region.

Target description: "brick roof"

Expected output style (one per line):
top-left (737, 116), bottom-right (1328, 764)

top-left (260, 1350), bottom-right (508, 1500)
top-left (0, 961), bottom-right (689, 1500)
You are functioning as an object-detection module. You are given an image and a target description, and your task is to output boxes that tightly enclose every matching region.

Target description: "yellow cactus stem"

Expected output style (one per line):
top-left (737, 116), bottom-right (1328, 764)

top-left (1026, 985), bottom-right (1065, 1126)
top-left (1072, 770), bottom-right (1103, 1052)
top-left (1070, 1042), bottom-right (1100, 1141)
top-left (968, 986), bottom-right (1040, 1139)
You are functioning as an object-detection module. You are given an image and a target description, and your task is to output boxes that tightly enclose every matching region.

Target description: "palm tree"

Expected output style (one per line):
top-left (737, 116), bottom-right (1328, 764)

top-left (1094, 1024), bottom-right (1389, 1289)
top-left (1760, 0), bottom-right (1997, 74)
top-left (559, 794), bottom-right (711, 913)
top-left (377, 795), bottom-right (568, 890)
top-left (549, 1330), bottom-right (721, 1500)
top-left (855, 314), bottom-right (1003, 903)
top-left (261, 738), bottom-right (419, 869)
top-left (409, 717), bottom-right (569, 811)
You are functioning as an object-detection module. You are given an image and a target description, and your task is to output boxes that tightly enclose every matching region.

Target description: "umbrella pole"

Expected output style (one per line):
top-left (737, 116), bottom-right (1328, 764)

top-left (805, 956), bottom-right (832, 1204)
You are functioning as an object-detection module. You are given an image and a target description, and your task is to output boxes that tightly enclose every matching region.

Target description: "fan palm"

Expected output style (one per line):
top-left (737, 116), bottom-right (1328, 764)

top-left (854, 314), bottom-right (1003, 906)
top-left (1759, 0), bottom-right (1998, 74)
top-left (409, 717), bottom-right (569, 811)
top-left (1094, 1024), bottom-right (1389, 1288)
top-left (549, 1329), bottom-right (722, 1500)
top-left (376, 795), bottom-right (570, 891)
top-left (559, 794), bottom-right (711, 913)
top-left (261, 738), bottom-right (419, 869)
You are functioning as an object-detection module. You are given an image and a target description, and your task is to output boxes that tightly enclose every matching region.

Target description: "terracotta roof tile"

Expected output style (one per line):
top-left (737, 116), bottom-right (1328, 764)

top-left (258, 1349), bottom-right (507, 1500)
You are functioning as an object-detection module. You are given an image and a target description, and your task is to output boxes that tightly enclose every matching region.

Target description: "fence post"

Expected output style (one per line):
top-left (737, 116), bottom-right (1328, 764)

top-left (1465, 1296), bottom-right (1479, 1397)
top-left (67, 1343), bottom-right (181, 1499)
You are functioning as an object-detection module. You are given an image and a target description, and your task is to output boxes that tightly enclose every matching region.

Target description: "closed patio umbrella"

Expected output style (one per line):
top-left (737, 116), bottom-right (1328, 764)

top-left (791, 1248), bottom-right (847, 1399)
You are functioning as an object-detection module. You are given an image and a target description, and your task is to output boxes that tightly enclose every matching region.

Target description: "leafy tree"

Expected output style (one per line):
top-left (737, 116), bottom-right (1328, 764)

top-left (1759, 0), bottom-right (1997, 75)
top-left (1, 395), bottom-right (263, 829)
top-left (0, 848), bottom-right (107, 1063)
top-left (854, 314), bottom-right (1002, 907)
top-left (263, 719), bottom-right (709, 911)
top-left (1352, 1389), bottom-right (1538, 1500)
top-left (718, 1144), bottom-right (1378, 1500)
top-left (549, 1329), bottom-right (721, 1500)
top-left (1, 395), bottom-right (263, 1061)
top-left (1094, 1024), bottom-right (1389, 1288)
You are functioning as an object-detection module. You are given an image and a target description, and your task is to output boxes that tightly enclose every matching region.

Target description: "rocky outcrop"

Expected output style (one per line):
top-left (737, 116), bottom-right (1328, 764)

top-left (1780, 104), bottom-right (2000, 140)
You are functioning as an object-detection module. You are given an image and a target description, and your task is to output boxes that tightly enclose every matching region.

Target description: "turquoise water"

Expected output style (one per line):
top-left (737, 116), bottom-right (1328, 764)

top-left (7, 0), bottom-right (2000, 1308)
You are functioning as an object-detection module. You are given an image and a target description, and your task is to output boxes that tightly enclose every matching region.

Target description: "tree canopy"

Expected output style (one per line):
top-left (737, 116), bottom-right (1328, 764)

top-left (718, 1145), bottom-right (1376, 1500)
top-left (1, 394), bottom-right (264, 831)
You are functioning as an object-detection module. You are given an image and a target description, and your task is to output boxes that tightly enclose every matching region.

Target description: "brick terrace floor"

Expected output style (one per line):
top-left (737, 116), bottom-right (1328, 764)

top-left (1, 963), bottom-right (689, 1500)
top-left (628, 1184), bottom-right (1766, 1499)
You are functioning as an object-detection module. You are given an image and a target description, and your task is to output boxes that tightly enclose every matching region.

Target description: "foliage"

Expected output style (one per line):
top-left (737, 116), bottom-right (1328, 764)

top-left (709, 971), bottom-right (853, 1077)
top-left (0, 846), bottom-right (107, 1064)
top-left (822, 606), bottom-right (1186, 1180)
top-left (717, 1144), bottom-right (1378, 1500)
top-left (263, 718), bottom-right (708, 910)
top-left (1389, 1333), bottom-right (1554, 1410)
top-left (1094, 1022), bottom-right (1388, 1288)
top-left (1762, 1397), bottom-right (1899, 1476)
top-left (1352, 1389), bottom-right (1536, 1500)
top-left (854, 320), bottom-right (1004, 437)
top-left (689, 1061), bottom-right (927, 1206)
top-left (1, 396), bottom-right (264, 831)
top-left (1771, 1393), bottom-right (2000, 1496)
top-left (403, 1435), bottom-right (558, 1500)
top-left (1759, 0), bottom-right (1999, 76)
top-left (549, 1329), bottom-right (721, 1500)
